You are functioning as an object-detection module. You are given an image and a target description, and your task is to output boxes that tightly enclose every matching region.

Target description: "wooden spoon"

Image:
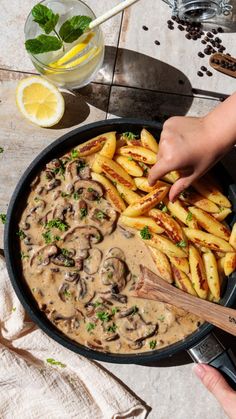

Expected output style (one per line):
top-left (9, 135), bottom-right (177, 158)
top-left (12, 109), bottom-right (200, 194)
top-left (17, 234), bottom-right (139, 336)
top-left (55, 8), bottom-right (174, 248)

top-left (210, 53), bottom-right (236, 78)
top-left (133, 265), bottom-right (236, 336)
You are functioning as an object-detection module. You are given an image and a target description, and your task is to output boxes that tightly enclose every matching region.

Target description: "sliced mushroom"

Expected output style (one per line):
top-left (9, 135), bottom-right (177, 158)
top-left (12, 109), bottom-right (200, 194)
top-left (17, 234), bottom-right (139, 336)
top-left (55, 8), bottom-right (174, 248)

top-left (45, 170), bottom-right (55, 181)
top-left (77, 278), bottom-right (87, 299)
top-left (118, 225), bottom-right (135, 239)
top-left (106, 247), bottom-right (125, 260)
top-left (52, 202), bottom-right (74, 220)
top-left (110, 293), bottom-right (127, 304)
top-left (74, 179), bottom-right (103, 201)
top-left (30, 176), bottom-right (41, 190)
top-left (79, 164), bottom-right (91, 180)
top-left (30, 244), bottom-right (58, 266)
top-left (90, 206), bottom-right (118, 235)
top-left (63, 226), bottom-right (102, 250)
top-left (83, 248), bottom-right (102, 275)
top-left (46, 179), bottom-right (61, 191)
top-left (46, 158), bottom-right (61, 171)
top-left (24, 236), bottom-right (33, 246)
top-left (51, 253), bottom-right (75, 267)
top-left (58, 283), bottom-right (70, 302)
top-left (122, 314), bottom-right (158, 347)
top-left (86, 340), bottom-right (105, 351)
top-left (100, 257), bottom-right (127, 291)
top-left (66, 159), bottom-right (87, 180)
top-left (105, 333), bottom-right (120, 342)
top-left (64, 271), bottom-right (80, 283)
top-left (30, 200), bottom-right (46, 213)
top-left (118, 307), bottom-right (137, 318)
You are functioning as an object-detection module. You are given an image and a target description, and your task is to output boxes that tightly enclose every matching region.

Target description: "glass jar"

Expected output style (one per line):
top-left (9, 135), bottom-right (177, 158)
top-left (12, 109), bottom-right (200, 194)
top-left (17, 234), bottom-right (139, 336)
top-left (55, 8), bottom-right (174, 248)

top-left (162, 0), bottom-right (232, 21)
top-left (24, 0), bottom-right (104, 90)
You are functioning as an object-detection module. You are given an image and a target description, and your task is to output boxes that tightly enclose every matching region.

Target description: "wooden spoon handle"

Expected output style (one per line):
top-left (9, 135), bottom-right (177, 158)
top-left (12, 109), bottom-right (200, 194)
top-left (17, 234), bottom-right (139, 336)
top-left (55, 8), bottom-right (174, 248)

top-left (134, 266), bottom-right (236, 337)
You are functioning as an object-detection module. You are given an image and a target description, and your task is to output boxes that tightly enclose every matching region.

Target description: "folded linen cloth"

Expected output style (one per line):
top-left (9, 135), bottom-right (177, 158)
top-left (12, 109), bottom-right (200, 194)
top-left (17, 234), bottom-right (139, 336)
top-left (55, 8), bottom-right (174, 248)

top-left (0, 256), bottom-right (149, 419)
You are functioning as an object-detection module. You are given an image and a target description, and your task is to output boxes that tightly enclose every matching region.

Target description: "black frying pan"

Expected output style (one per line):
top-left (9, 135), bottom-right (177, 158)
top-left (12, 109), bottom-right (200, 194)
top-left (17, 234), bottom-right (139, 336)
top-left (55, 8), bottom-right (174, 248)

top-left (4, 119), bottom-right (236, 387)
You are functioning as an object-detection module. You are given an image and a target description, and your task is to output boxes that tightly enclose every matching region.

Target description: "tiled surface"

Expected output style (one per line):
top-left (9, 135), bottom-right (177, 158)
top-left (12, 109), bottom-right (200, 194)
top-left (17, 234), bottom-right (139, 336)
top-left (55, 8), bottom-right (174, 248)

top-left (114, 0), bottom-right (236, 96)
top-left (0, 0), bottom-right (122, 84)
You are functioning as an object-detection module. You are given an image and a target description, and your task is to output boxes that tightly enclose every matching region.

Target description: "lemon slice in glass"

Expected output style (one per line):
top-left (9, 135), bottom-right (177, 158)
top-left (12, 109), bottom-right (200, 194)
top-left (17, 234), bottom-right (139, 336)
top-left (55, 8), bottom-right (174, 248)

top-left (16, 76), bottom-right (65, 127)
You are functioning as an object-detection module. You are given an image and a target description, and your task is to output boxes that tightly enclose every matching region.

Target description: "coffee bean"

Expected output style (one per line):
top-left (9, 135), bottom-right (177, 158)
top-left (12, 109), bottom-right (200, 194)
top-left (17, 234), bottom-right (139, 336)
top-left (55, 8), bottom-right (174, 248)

top-left (204, 48), bottom-right (211, 55)
top-left (217, 27), bottom-right (224, 33)
top-left (212, 28), bottom-right (217, 34)
top-left (185, 33), bottom-right (191, 39)
top-left (201, 40), bottom-right (206, 44)
top-left (171, 15), bottom-right (177, 21)
top-left (168, 25), bottom-right (174, 30)
top-left (197, 71), bottom-right (203, 77)
top-left (192, 35), bottom-right (198, 40)
top-left (198, 52), bottom-right (205, 57)
top-left (219, 46), bottom-right (225, 52)
top-left (215, 37), bottom-right (221, 43)
top-left (207, 32), bottom-right (213, 38)
top-left (142, 25), bottom-right (149, 31)
top-left (201, 66), bottom-right (207, 71)
top-left (155, 40), bottom-right (160, 45)
top-left (206, 71), bottom-right (213, 76)
top-left (178, 24), bottom-right (184, 31)
top-left (167, 20), bottom-right (173, 25)
top-left (204, 36), bottom-right (210, 42)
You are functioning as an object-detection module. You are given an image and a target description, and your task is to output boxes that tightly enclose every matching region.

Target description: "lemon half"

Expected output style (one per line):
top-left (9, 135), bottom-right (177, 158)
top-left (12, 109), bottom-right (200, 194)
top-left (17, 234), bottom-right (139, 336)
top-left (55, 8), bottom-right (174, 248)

top-left (16, 76), bottom-right (65, 127)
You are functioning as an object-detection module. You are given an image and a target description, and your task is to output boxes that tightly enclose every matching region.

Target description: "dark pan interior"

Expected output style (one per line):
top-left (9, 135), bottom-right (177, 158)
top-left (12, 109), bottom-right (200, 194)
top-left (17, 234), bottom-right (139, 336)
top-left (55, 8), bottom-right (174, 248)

top-left (4, 118), bottom-right (236, 364)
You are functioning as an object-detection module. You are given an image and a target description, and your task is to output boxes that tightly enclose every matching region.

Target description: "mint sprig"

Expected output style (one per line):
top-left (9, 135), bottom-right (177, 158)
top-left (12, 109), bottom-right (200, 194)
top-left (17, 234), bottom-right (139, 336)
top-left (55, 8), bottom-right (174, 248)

top-left (25, 2), bottom-right (92, 55)
top-left (59, 15), bottom-right (92, 43)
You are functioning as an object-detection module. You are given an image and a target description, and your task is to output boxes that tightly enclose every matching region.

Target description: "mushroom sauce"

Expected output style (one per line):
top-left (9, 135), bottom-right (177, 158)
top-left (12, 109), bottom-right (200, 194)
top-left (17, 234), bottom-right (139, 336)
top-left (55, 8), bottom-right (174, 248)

top-left (19, 149), bottom-right (202, 354)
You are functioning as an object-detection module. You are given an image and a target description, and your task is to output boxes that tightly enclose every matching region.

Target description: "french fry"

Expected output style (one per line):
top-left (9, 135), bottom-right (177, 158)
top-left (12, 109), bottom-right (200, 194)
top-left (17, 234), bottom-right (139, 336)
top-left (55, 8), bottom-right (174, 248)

top-left (217, 257), bottom-right (226, 286)
top-left (165, 199), bottom-right (198, 229)
top-left (229, 223), bottom-right (236, 250)
top-left (116, 184), bottom-right (140, 205)
top-left (99, 132), bottom-right (116, 159)
top-left (179, 189), bottom-right (219, 213)
top-left (189, 245), bottom-right (208, 299)
top-left (162, 171), bottom-right (180, 184)
top-left (126, 139), bottom-right (142, 147)
top-left (92, 154), bottom-right (136, 190)
top-left (224, 252), bottom-right (236, 276)
top-left (123, 184), bottom-right (170, 217)
top-left (183, 228), bottom-right (234, 253)
top-left (189, 206), bottom-right (230, 241)
top-left (213, 207), bottom-right (232, 221)
top-left (120, 215), bottom-right (164, 234)
top-left (141, 233), bottom-right (187, 258)
top-left (134, 177), bottom-right (169, 193)
top-left (193, 177), bottom-right (231, 208)
top-left (149, 208), bottom-right (187, 249)
top-left (140, 128), bottom-right (159, 153)
top-left (168, 256), bottom-right (190, 274)
top-left (91, 172), bottom-right (126, 212)
top-left (114, 155), bottom-right (143, 177)
top-left (118, 146), bottom-right (157, 165)
top-left (202, 252), bottom-right (220, 300)
top-left (214, 251), bottom-right (226, 259)
top-left (172, 265), bottom-right (197, 296)
top-left (77, 133), bottom-right (113, 156)
top-left (149, 247), bottom-right (173, 283)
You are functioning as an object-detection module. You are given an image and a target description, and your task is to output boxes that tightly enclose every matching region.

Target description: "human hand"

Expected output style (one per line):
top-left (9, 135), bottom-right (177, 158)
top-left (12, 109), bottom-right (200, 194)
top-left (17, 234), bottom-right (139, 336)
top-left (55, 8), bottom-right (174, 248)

top-left (193, 363), bottom-right (236, 419)
top-left (148, 115), bottom-right (228, 202)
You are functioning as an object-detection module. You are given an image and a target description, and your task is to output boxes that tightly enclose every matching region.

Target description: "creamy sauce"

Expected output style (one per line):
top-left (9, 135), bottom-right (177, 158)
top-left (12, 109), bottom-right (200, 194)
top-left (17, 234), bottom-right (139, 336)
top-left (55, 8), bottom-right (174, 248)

top-left (18, 149), bottom-right (201, 354)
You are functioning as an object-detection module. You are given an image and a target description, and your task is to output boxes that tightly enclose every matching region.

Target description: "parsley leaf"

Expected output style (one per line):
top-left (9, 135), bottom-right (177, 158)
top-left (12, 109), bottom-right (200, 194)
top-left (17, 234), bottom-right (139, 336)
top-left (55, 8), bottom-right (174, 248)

top-left (25, 35), bottom-right (62, 54)
top-left (122, 132), bottom-right (138, 140)
top-left (73, 192), bottom-right (80, 200)
top-left (59, 15), bottom-right (92, 43)
top-left (131, 305), bottom-right (139, 315)
top-left (32, 3), bottom-right (59, 34)
top-left (16, 229), bottom-right (26, 240)
top-left (42, 231), bottom-right (52, 244)
top-left (61, 248), bottom-right (70, 257)
top-left (186, 212), bottom-right (193, 222)
top-left (86, 322), bottom-right (96, 332)
top-left (140, 226), bottom-right (152, 240)
top-left (149, 340), bottom-right (157, 349)
top-left (71, 149), bottom-right (79, 159)
top-left (46, 358), bottom-right (66, 368)
top-left (96, 311), bottom-right (111, 322)
top-left (94, 301), bottom-right (102, 308)
top-left (111, 307), bottom-right (120, 315)
top-left (176, 240), bottom-right (187, 248)
top-left (45, 218), bottom-right (69, 232)
top-left (96, 210), bottom-right (106, 220)
top-left (20, 251), bottom-right (29, 260)
top-left (0, 214), bottom-right (6, 224)
top-left (80, 207), bottom-right (87, 219)
top-left (107, 323), bottom-right (117, 333)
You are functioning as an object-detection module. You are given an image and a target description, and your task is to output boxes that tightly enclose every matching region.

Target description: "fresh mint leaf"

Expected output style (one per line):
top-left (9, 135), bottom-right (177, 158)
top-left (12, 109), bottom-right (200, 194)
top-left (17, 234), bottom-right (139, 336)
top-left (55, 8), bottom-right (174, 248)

top-left (32, 3), bottom-right (59, 34)
top-left (59, 15), bottom-right (92, 43)
top-left (25, 35), bottom-right (62, 54)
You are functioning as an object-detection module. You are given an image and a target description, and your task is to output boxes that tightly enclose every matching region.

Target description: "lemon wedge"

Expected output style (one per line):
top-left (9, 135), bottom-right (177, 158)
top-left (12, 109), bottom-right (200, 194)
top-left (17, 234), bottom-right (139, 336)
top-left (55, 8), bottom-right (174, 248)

top-left (16, 76), bottom-right (65, 127)
top-left (49, 32), bottom-right (95, 68)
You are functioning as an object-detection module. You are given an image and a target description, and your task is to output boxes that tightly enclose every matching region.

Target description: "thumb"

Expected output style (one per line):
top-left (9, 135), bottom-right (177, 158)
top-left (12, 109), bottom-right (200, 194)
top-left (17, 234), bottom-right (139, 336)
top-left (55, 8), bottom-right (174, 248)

top-left (168, 175), bottom-right (195, 202)
top-left (193, 364), bottom-right (235, 415)
top-left (148, 160), bottom-right (176, 186)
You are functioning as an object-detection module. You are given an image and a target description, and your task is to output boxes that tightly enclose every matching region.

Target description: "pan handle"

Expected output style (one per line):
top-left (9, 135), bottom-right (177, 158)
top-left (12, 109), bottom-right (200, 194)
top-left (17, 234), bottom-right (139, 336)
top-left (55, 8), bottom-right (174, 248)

top-left (188, 332), bottom-right (236, 390)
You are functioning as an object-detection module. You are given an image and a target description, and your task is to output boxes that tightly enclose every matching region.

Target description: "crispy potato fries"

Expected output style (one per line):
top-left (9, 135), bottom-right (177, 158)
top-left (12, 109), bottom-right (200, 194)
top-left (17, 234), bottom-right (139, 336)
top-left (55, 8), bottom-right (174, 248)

top-left (88, 128), bottom-right (235, 304)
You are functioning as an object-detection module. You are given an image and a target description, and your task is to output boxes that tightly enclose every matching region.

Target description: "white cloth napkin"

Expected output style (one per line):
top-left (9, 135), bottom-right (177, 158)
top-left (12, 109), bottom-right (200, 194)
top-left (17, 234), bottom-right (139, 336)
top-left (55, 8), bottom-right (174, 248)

top-left (0, 255), bottom-right (149, 419)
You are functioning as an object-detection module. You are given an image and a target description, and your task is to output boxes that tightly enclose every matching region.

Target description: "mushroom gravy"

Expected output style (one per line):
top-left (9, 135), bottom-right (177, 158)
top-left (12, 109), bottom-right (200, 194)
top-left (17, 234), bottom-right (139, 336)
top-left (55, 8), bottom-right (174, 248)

top-left (18, 150), bottom-right (202, 354)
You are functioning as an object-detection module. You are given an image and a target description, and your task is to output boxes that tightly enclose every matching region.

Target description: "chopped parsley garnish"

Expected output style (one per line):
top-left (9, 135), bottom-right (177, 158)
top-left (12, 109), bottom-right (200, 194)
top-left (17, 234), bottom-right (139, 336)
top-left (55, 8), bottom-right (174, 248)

top-left (63, 289), bottom-right (71, 297)
top-left (140, 226), bottom-right (152, 240)
top-left (12, 307), bottom-right (16, 312)
top-left (128, 156), bottom-right (133, 161)
top-left (0, 214), bottom-right (6, 224)
top-left (131, 305), bottom-right (139, 315)
top-left (122, 132), bottom-right (138, 140)
top-left (86, 322), bottom-right (96, 332)
top-left (107, 323), bottom-right (117, 333)
top-left (149, 340), bottom-right (157, 349)
top-left (157, 315), bottom-right (165, 322)
top-left (158, 201), bottom-right (168, 213)
top-left (107, 271), bottom-right (113, 279)
top-left (73, 192), bottom-right (80, 200)
top-left (61, 248), bottom-right (69, 257)
top-left (80, 207), bottom-right (87, 219)
top-left (87, 187), bottom-right (94, 192)
top-left (32, 288), bottom-right (36, 292)
top-left (112, 181), bottom-right (117, 186)
top-left (71, 149), bottom-right (79, 159)
top-left (111, 307), bottom-right (120, 315)
top-left (54, 235), bottom-right (61, 241)
top-left (45, 218), bottom-right (69, 232)
top-left (61, 192), bottom-right (71, 198)
top-left (16, 229), bottom-right (26, 240)
top-left (219, 206), bottom-right (225, 213)
top-left (176, 240), bottom-right (187, 248)
top-left (94, 301), bottom-right (102, 308)
top-left (0, 147), bottom-right (4, 153)
top-left (42, 231), bottom-right (52, 244)
top-left (52, 160), bottom-right (65, 178)
top-left (186, 212), bottom-right (193, 222)
top-left (20, 251), bottom-right (29, 260)
top-left (96, 311), bottom-right (111, 322)
top-left (46, 358), bottom-right (66, 368)
top-left (96, 210), bottom-right (106, 220)
top-left (34, 196), bottom-right (40, 202)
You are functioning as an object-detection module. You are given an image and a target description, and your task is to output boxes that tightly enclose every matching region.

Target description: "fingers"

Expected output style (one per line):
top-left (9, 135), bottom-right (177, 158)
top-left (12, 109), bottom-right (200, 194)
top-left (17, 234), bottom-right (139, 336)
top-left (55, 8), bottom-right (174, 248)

top-left (148, 160), bottom-right (175, 186)
top-left (193, 364), bottom-right (236, 418)
top-left (168, 174), bottom-right (195, 202)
